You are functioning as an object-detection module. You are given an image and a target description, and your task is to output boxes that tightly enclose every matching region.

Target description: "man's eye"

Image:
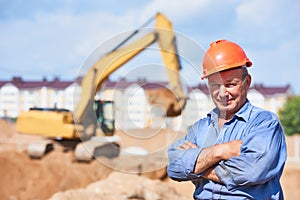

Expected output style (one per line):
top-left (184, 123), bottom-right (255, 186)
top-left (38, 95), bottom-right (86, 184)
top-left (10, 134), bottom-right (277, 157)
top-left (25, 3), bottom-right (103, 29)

top-left (210, 84), bottom-right (220, 89)
top-left (225, 83), bottom-right (236, 88)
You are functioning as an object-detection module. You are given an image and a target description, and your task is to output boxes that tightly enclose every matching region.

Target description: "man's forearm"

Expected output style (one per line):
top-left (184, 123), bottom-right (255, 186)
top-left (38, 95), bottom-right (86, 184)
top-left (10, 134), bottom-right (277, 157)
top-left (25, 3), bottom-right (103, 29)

top-left (193, 144), bottom-right (222, 174)
top-left (193, 140), bottom-right (242, 174)
top-left (202, 166), bottom-right (222, 183)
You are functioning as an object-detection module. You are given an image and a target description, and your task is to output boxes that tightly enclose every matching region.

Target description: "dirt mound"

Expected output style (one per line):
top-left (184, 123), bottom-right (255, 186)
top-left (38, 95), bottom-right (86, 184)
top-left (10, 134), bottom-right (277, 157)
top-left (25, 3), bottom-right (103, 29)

top-left (0, 120), bottom-right (180, 200)
top-left (281, 162), bottom-right (300, 200)
top-left (0, 148), bottom-right (175, 200)
top-left (0, 120), bottom-right (113, 199)
top-left (50, 171), bottom-right (190, 200)
top-left (0, 150), bottom-right (113, 200)
top-left (1, 120), bottom-right (300, 200)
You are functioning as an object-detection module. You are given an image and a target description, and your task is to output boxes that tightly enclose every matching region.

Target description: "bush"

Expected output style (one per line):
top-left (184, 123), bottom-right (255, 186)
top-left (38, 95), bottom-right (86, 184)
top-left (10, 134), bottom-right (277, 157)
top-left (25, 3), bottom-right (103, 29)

top-left (279, 95), bottom-right (300, 136)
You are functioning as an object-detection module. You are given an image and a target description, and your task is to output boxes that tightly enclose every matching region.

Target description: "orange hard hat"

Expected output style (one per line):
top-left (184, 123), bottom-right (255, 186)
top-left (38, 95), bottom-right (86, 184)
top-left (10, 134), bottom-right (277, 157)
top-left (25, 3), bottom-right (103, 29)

top-left (201, 39), bottom-right (252, 79)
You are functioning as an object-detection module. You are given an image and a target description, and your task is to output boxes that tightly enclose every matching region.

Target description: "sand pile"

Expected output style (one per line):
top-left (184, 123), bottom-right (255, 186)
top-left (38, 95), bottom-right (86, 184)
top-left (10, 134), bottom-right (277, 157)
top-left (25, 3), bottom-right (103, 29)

top-left (0, 150), bottom-right (113, 200)
top-left (1, 119), bottom-right (299, 200)
top-left (0, 120), bottom-right (191, 200)
top-left (50, 171), bottom-right (190, 200)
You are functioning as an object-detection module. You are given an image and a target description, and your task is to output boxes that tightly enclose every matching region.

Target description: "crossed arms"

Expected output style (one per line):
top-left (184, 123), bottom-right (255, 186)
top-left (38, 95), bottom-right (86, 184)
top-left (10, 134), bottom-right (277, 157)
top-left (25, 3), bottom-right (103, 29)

top-left (167, 119), bottom-right (286, 191)
top-left (177, 140), bottom-right (242, 183)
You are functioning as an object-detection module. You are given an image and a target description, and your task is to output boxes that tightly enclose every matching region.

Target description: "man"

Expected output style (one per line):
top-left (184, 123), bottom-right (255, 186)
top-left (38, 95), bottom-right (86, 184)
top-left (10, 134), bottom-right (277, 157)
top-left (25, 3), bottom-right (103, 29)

top-left (167, 39), bottom-right (287, 199)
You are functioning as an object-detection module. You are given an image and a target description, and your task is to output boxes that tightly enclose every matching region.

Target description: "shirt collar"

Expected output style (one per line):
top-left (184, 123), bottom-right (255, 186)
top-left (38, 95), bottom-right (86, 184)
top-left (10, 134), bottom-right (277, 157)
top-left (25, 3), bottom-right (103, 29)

top-left (235, 99), bottom-right (252, 122)
top-left (207, 108), bottom-right (219, 126)
top-left (207, 99), bottom-right (252, 124)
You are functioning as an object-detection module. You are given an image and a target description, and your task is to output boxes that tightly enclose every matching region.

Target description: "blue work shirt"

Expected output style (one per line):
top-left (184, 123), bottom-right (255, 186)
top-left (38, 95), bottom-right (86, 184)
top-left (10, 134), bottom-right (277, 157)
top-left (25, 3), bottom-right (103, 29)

top-left (167, 100), bottom-right (287, 199)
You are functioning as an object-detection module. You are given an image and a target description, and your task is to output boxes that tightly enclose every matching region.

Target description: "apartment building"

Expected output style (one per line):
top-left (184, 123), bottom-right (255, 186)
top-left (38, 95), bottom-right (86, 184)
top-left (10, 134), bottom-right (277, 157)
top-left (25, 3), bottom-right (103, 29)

top-left (0, 76), bottom-right (293, 131)
top-left (0, 77), bottom-right (81, 118)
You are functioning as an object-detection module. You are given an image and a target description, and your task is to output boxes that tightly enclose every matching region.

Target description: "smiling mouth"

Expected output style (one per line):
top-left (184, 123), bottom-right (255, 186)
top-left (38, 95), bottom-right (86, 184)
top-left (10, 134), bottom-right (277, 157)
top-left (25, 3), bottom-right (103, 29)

top-left (218, 99), bottom-right (232, 105)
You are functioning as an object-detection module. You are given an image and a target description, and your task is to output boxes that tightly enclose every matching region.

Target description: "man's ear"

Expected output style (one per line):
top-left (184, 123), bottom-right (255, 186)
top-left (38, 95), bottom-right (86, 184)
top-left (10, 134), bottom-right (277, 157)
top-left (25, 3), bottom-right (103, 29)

top-left (245, 74), bottom-right (252, 89)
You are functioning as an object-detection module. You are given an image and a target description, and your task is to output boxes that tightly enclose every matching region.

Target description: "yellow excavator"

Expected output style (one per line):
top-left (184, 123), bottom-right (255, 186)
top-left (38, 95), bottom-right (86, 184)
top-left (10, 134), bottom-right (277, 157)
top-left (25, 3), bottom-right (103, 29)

top-left (16, 12), bottom-right (187, 161)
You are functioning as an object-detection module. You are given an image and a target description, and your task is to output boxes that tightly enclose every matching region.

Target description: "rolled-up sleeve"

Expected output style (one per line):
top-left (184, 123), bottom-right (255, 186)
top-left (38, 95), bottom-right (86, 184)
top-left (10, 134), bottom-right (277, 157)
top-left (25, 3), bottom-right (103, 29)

top-left (167, 123), bottom-right (206, 181)
top-left (168, 145), bottom-right (202, 181)
top-left (215, 113), bottom-right (287, 190)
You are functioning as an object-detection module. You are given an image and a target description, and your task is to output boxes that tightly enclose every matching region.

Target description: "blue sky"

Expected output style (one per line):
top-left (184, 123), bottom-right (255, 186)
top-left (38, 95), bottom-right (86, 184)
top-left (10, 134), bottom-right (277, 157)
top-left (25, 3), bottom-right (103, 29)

top-left (1, 0), bottom-right (299, 94)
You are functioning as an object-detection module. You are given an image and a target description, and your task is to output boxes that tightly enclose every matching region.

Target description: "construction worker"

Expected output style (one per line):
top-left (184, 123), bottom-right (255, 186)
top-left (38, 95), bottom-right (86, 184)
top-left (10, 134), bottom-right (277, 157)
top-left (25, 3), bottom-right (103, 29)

top-left (167, 40), bottom-right (287, 199)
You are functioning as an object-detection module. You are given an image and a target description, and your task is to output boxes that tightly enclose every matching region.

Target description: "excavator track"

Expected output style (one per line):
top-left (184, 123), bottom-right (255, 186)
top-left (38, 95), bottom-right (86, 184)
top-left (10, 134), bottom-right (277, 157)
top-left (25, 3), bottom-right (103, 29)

top-left (74, 136), bottom-right (120, 161)
top-left (27, 140), bottom-right (54, 159)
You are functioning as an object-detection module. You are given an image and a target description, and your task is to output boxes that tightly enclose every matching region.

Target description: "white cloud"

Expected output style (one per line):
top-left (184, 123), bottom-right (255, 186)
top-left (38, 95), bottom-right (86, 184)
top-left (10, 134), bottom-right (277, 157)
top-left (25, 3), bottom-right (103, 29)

top-left (249, 36), bottom-right (300, 89)
top-left (0, 0), bottom-right (299, 93)
top-left (0, 0), bottom-right (213, 80)
top-left (234, 0), bottom-right (300, 45)
top-left (231, 0), bottom-right (300, 93)
top-left (0, 9), bottom-right (137, 79)
top-left (139, 0), bottom-right (210, 23)
top-left (236, 0), bottom-right (277, 26)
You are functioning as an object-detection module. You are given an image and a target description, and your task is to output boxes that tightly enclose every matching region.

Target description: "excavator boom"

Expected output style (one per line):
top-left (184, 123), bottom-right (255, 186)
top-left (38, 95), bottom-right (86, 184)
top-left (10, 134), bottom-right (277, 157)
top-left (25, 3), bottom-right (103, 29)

top-left (16, 12), bottom-right (186, 161)
top-left (73, 32), bottom-right (157, 122)
top-left (74, 13), bottom-right (186, 125)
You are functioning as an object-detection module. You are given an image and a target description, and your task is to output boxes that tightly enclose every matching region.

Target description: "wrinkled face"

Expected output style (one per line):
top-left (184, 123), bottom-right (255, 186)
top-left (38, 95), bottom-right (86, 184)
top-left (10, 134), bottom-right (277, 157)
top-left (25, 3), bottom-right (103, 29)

top-left (208, 67), bottom-right (251, 119)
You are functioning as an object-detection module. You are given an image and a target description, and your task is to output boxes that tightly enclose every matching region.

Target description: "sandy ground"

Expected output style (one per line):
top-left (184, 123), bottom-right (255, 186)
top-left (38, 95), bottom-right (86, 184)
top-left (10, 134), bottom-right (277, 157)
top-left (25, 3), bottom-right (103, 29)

top-left (0, 120), bottom-right (299, 200)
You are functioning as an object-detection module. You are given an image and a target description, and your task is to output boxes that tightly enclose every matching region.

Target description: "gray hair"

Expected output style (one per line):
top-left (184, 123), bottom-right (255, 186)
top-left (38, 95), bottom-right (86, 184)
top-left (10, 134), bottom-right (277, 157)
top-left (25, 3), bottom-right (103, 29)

top-left (241, 66), bottom-right (249, 79)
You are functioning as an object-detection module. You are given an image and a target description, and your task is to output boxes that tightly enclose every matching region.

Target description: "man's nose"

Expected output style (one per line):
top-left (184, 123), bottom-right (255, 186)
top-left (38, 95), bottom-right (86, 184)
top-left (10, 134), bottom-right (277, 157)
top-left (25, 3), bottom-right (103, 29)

top-left (219, 85), bottom-right (227, 97)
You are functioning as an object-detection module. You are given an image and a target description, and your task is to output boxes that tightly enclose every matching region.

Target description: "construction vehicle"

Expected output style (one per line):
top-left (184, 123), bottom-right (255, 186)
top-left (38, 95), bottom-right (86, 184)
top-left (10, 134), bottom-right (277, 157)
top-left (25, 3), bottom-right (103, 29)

top-left (16, 12), bottom-right (187, 161)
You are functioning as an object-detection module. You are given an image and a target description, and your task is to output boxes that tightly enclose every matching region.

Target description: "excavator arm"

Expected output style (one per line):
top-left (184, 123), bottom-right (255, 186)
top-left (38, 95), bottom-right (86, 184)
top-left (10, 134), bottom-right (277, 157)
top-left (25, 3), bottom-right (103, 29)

top-left (73, 13), bottom-right (186, 125)
top-left (16, 12), bottom-right (186, 161)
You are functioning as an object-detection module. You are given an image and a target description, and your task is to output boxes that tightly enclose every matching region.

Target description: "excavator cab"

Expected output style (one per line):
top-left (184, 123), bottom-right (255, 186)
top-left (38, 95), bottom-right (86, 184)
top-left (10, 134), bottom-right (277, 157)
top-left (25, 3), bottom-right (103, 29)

top-left (94, 100), bottom-right (115, 136)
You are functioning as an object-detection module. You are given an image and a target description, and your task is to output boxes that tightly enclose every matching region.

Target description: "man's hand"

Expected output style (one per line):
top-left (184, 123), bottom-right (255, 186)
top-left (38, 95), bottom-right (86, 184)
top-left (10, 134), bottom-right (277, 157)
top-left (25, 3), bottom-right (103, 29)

top-left (201, 140), bottom-right (242, 183)
top-left (202, 166), bottom-right (222, 183)
top-left (175, 139), bottom-right (243, 182)
top-left (177, 141), bottom-right (198, 150)
top-left (194, 140), bottom-right (243, 174)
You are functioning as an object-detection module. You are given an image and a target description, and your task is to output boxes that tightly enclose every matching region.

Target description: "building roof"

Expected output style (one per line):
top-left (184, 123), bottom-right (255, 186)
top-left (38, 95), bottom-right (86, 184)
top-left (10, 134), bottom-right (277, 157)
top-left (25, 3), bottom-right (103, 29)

top-left (187, 83), bottom-right (292, 97)
top-left (0, 76), bottom-right (74, 90)
top-left (0, 77), bottom-right (293, 97)
top-left (47, 79), bottom-right (74, 89)
top-left (102, 78), bottom-right (169, 90)
top-left (102, 78), bottom-right (133, 89)
top-left (188, 84), bottom-right (210, 95)
top-left (250, 83), bottom-right (292, 96)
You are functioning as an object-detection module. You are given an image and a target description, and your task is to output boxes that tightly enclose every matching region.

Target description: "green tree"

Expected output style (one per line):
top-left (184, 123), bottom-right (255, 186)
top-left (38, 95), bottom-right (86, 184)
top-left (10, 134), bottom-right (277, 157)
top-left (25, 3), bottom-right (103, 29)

top-left (279, 95), bottom-right (300, 136)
